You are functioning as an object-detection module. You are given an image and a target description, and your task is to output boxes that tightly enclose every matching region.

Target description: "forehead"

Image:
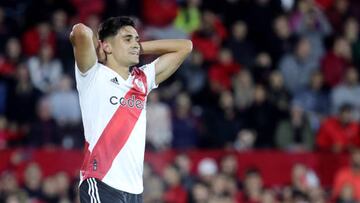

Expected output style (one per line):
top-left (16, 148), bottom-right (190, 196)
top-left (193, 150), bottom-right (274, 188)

top-left (117, 26), bottom-right (138, 37)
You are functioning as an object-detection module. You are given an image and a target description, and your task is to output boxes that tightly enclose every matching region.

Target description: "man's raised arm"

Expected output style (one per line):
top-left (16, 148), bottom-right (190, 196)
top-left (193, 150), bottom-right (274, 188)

top-left (140, 39), bottom-right (193, 85)
top-left (69, 23), bottom-right (99, 73)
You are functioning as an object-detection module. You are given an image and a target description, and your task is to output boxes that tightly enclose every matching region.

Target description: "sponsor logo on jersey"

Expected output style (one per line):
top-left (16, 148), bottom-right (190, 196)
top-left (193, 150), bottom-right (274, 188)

top-left (109, 95), bottom-right (144, 109)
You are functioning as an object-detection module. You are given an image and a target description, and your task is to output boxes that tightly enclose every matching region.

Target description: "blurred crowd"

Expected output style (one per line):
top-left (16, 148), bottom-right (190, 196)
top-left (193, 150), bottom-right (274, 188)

top-left (1, 0), bottom-right (360, 202)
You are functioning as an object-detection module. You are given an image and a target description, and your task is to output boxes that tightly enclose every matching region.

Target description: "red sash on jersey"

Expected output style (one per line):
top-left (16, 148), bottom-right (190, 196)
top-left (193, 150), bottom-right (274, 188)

top-left (80, 67), bottom-right (148, 180)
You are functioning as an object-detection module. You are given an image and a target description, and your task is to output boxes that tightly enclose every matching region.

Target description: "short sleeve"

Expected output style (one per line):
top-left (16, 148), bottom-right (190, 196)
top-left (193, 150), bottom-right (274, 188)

top-left (74, 61), bottom-right (100, 93)
top-left (140, 58), bottom-right (158, 93)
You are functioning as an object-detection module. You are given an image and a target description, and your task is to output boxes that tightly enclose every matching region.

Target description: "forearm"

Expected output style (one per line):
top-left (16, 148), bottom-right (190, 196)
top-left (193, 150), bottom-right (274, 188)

top-left (140, 39), bottom-right (193, 55)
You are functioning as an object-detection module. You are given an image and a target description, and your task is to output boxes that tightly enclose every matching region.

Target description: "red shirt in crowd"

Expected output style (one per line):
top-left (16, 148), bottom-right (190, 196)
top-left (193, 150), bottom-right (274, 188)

top-left (316, 117), bottom-right (360, 152)
top-left (191, 17), bottom-right (227, 62)
top-left (321, 51), bottom-right (351, 87)
top-left (208, 62), bottom-right (241, 92)
top-left (333, 167), bottom-right (360, 201)
top-left (22, 27), bottom-right (56, 56)
top-left (163, 185), bottom-right (187, 203)
top-left (71, 0), bottom-right (105, 22)
top-left (0, 57), bottom-right (16, 76)
top-left (142, 0), bottom-right (178, 27)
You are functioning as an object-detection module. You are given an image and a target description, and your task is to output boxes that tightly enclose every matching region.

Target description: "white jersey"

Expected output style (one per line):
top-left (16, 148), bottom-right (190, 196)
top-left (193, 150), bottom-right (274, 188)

top-left (75, 59), bottom-right (158, 194)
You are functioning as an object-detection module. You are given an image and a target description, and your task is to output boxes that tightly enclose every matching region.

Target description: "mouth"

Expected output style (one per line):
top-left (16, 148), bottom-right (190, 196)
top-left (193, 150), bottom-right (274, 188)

top-left (129, 51), bottom-right (139, 56)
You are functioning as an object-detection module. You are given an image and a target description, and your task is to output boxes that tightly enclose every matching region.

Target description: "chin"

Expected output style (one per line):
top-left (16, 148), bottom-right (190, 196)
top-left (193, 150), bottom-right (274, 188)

top-left (130, 58), bottom-right (139, 65)
top-left (129, 60), bottom-right (139, 66)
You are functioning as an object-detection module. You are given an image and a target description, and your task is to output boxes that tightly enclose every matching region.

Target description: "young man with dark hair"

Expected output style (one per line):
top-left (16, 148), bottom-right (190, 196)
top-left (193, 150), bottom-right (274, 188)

top-left (69, 16), bottom-right (192, 203)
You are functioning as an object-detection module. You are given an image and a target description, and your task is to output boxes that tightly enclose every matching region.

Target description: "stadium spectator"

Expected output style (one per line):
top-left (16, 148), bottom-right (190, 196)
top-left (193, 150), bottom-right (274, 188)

top-left (0, 171), bottom-right (25, 202)
top-left (49, 75), bottom-right (81, 126)
top-left (21, 21), bottom-right (56, 57)
top-left (191, 11), bottom-right (226, 62)
top-left (22, 163), bottom-right (43, 201)
top-left (293, 71), bottom-right (330, 131)
top-left (55, 172), bottom-right (73, 202)
top-left (233, 69), bottom-right (254, 111)
top-left (343, 17), bottom-right (360, 69)
top-left (144, 174), bottom-right (164, 203)
top-left (163, 164), bottom-right (188, 203)
top-left (0, 6), bottom-right (19, 52)
top-left (27, 43), bottom-right (63, 93)
top-left (246, 84), bottom-right (278, 148)
top-left (279, 36), bottom-right (319, 94)
top-left (174, 154), bottom-right (195, 190)
top-left (42, 176), bottom-right (59, 202)
top-left (226, 21), bottom-right (256, 67)
top-left (202, 90), bottom-right (242, 148)
top-left (28, 97), bottom-right (60, 147)
top-left (244, 0), bottom-right (283, 50)
top-left (331, 67), bottom-right (360, 120)
top-left (290, 163), bottom-right (320, 194)
top-left (197, 158), bottom-right (218, 185)
top-left (336, 183), bottom-right (356, 203)
top-left (0, 116), bottom-right (9, 149)
top-left (275, 104), bottom-right (314, 151)
top-left (189, 181), bottom-right (210, 203)
top-left (267, 15), bottom-right (296, 67)
top-left (6, 63), bottom-right (42, 137)
top-left (238, 168), bottom-right (264, 203)
top-left (142, 0), bottom-right (178, 27)
top-left (172, 92), bottom-right (199, 149)
top-left (316, 104), bottom-right (360, 152)
top-left (174, 0), bottom-right (201, 34)
top-left (293, 0), bottom-right (332, 60)
top-left (208, 48), bottom-right (241, 93)
top-left (321, 36), bottom-right (352, 87)
top-left (176, 50), bottom-right (207, 105)
top-left (219, 154), bottom-right (238, 180)
top-left (70, 0), bottom-right (104, 22)
top-left (146, 90), bottom-right (172, 151)
top-left (326, 0), bottom-right (352, 33)
top-left (0, 38), bottom-right (23, 77)
top-left (333, 148), bottom-right (360, 202)
top-left (49, 75), bottom-right (82, 149)
top-left (51, 10), bottom-right (74, 74)
top-left (267, 70), bottom-right (291, 119)
top-left (103, 0), bottom-right (140, 19)
top-left (233, 129), bottom-right (257, 151)
top-left (251, 52), bottom-right (273, 85)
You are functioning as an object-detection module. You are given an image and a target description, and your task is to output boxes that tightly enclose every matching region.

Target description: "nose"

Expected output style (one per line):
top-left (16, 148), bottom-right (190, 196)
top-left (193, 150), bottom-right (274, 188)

top-left (132, 41), bottom-right (140, 50)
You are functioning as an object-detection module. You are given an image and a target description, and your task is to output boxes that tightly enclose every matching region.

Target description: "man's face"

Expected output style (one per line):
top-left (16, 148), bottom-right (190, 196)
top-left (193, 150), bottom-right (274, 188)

top-left (108, 26), bottom-right (140, 67)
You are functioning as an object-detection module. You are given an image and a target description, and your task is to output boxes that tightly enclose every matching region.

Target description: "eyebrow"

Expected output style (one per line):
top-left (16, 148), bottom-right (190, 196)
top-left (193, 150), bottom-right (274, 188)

top-left (122, 34), bottom-right (140, 40)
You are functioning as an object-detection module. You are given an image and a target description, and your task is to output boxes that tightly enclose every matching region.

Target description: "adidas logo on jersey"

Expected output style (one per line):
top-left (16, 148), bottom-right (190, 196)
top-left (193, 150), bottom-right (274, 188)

top-left (110, 77), bottom-right (119, 85)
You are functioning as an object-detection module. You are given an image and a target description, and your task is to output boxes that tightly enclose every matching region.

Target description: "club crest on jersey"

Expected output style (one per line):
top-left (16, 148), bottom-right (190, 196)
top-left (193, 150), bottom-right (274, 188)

top-left (134, 78), bottom-right (146, 93)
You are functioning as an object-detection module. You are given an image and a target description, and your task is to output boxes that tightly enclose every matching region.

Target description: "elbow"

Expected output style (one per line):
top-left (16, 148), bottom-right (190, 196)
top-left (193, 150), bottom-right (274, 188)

top-left (72, 23), bottom-right (92, 35)
top-left (184, 40), bottom-right (193, 53)
top-left (69, 23), bottom-right (93, 42)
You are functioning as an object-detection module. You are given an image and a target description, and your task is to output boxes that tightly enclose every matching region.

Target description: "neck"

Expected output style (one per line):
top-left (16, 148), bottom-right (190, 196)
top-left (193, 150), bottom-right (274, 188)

top-left (106, 59), bottom-right (130, 80)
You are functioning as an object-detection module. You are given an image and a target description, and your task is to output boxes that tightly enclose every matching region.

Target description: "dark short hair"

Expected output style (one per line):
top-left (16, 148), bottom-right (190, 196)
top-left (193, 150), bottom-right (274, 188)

top-left (245, 167), bottom-right (260, 177)
top-left (339, 103), bottom-right (353, 113)
top-left (98, 16), bottom-right (135, 41)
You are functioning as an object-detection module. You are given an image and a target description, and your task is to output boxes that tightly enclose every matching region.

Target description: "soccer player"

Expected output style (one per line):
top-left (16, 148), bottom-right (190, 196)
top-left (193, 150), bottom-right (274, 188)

top-left (69, 16), bottom-right (192, 203)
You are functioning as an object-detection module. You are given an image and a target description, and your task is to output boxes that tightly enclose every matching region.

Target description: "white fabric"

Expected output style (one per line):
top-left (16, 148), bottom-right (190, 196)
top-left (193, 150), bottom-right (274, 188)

top-left (75, 59), bottom-right (158, 194)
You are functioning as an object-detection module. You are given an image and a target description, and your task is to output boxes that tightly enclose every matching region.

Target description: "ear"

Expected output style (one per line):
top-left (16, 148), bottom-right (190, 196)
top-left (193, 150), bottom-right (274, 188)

top-left (101, 41), bottom-right (112, 54)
